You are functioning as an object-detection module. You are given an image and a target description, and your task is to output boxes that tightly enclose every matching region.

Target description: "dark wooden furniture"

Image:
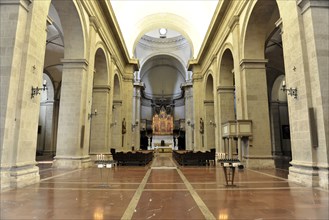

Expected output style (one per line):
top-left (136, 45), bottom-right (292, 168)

top-left (112, 150), bottom-right (153, 166)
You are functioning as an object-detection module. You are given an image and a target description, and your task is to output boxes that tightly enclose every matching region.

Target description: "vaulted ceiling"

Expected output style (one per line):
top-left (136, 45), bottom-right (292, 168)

top-left (109, 0), bottom-right (219, 58)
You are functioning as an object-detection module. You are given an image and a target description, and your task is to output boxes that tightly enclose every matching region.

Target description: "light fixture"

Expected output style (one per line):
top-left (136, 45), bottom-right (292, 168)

top-left (210, 120), bottom-right (216, 127)
top-left (159, 28), bottom-right (167, 38)
top-left (281, 80), bottom-right (298, 99)
top-left (187, 119), bottom-right (194, 129)
top-left (110, 120), bottom-right (117, 127)
top-left (88, 109), bottom-right (97, 120)
top-left (31, 80), bottom-right (47, 99)
top-left (131, 120), bottom-right (139, 130)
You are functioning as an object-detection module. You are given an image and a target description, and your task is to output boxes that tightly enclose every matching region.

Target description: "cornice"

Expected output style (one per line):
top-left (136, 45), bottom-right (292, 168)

top-left (297, 0), bottom-right (329, 15)
top-left (60, 59), bottom-right (89, 70)
top-left (240, 59), bottom-right (268, 70)
top-left (0, 0), bottom-right (32, 11)
top-left (217, 86), bottom-right (235, 93)
top-left (93, 85), bottom-right (111, 92)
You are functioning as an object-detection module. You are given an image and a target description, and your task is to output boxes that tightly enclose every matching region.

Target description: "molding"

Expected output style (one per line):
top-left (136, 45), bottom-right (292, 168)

top-left (133, 82), bottom-right (145, 89)
top-left (217, 85), bottom-right (235, 93)
top-left (192, 74), bottom-right (203, 82)
top-left (0, 0), bottom-right (32, 11)
top-left (89, 16), bottom-right (101, 32)
top-left (297, 0), bottom-right (329, 15)
top-left (228, 15), bottom-right (239, 31)
top-left (93, 85), bottom-right (111, 93)
top-left (203, 100), bottom-right (214, 105)
top-left (181, 82), bottom-right (193, 90)
top-left (113, 100), bottom-right (123, 105)
top-left (240, 59), bottom-right (268, 71)
top-left (60, 59), bottom-right (89, 71)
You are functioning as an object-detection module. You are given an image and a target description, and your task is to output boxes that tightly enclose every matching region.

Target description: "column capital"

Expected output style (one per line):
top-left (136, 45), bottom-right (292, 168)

top-left (93, 85), bottom-right (111, 93)
top-left (113, 100), bottom-right (122, 105)
top-left (181, 82), bottom-right (193, 90)
top-left (0, 0), bottom-right (32, 11)
top-left (297, 0), bottom-right (329, 14)
top-left (133, 82), bottom-right (145, 89)
top-left (192, 74), bottom-right (203, 82)
top-left (240, 59), bottom-right (268, 71)
top-left (204, 100), bottom-right (214, 106)
top-left (217, 86), bottom-right (235, 94)
top-left (60, 59), bottom-right (89, 70)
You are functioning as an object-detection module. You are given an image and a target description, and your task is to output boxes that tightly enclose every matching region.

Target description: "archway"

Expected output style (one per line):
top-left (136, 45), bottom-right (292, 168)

top-left (90, 48), bottom-right (110, 155)
top-left (218, 49), bottom-right (235, 154)
top-left (35, 2), bottom-right (64, 165)
top-left (265, 26), bottom-right (291, 169)
top-left (239, 0), bottom-right (280, 167)
top-left (204, 74), bottom-right (215, 150)
top-left (36, 73), bottom-right (55, 161)
top-left (111, 74), bottom-right (123, 150)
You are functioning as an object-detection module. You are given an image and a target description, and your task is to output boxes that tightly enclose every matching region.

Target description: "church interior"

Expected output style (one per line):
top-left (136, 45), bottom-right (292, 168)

top-left (0, 0), bottom-right (328, 219)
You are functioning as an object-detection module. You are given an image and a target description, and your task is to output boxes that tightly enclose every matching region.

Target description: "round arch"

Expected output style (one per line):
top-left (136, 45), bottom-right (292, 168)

top-left (218, 48), bottom-right (235, 87)
top-left (204, 71), bottom-right (215, 101)
top-left (132, 13), bottom-right (195, 57)
top-left (240, 0), bottom-right (280, 59)
top-left (51, 0), bottom-right (86, 59)
top-left (113, 73), bottom-right (121, 100)
top-left (93, 47), bottom-right (109, 85)
top-left (271, 75), bottom-right (287, 102)
top-left (139, 54), bottom-right (187, 80)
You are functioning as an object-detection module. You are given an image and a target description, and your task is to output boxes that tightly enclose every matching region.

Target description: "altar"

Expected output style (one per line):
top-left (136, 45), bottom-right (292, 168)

top-left (152, 135), bottom-right (174, 148)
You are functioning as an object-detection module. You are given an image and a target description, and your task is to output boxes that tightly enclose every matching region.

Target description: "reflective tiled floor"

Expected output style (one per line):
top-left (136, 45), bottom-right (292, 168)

top-left (1, 153), bottom-right (328, 220)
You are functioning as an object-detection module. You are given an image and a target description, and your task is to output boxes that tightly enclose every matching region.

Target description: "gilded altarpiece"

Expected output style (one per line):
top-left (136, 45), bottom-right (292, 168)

top-left (152, 107), bottom-right (173, 135)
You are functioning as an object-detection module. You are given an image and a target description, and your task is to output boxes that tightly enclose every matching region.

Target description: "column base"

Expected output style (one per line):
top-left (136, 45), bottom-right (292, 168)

top-left (318, 167), bottom-right (329, 190)
top-left (1, 164), bottom-right (40, 191)
top-left (243, 155), bottom-right (275, 168)
top-left (288, 161), bottom-right (319, 187)
top-left (53, 155), bottom-right (92, 169)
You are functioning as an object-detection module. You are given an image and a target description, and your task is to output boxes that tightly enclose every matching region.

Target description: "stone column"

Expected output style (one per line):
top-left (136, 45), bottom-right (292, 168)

top-left (217, 86), bottom-right (235, 153)
top-left (132, 82), bottom-right (144, 150)
top-left (0, 0), bottom-right (50, 190)
top-left (270, 101), bottom-right (282, 156)
top-left (240, 59), bottom-right (274, 168)
top-left (204, 101), bottom-right (215, 150)
top-left (181, 82), bottom-right (193, 150)
top-left (111, 100), bottom-right (122, 149)
top-left (38, 100), bottom-right (55, 155)
top-left (89, 85), bottom-right (110, 154)
top-left (53, 59), bottom-right (91, 168)
top-left (279, 0), bottom-right (329, 188)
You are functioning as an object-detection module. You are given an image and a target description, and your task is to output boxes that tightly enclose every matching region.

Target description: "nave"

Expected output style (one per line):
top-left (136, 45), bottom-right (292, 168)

top-left (1, 154), bottom-right (328, 220)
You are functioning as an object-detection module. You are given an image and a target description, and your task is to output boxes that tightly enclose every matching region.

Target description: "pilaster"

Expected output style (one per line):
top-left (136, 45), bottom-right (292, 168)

top-left (181, 82), bottom-right (193, 150)
top-left (53, 59), bottom-right (92, 169)
top-left (217, 86), bottom-right (235, 153)
top-left (239, 59), bottom-right (274, 168)
top-left (90, 85), bottom-right (111, 154)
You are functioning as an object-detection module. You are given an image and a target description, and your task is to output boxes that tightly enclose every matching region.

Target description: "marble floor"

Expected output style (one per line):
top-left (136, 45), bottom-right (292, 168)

top-left (1, 153), bottom-right (328, 220)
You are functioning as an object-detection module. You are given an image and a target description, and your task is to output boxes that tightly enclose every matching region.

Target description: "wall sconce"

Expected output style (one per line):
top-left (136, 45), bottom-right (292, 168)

top-left (88, 109), bottom-right (97, 120)
top-left (210, 120), bottom-right (216, 127)
top-left (281, 80), bottom-right (297, 99)
top-left (131, 120), bottom-right (139, 130)
top-left (187, 119), bottom-right (194, 129)
top-left (110, 120), bottom-right (117, 127)
top-left (31, 80), bottom-right (47, 99)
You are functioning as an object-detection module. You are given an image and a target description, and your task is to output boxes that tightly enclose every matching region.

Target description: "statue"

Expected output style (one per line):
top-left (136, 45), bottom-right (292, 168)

top-left (122, 118), bottom-right (126, 134)
top-left (200, 117), bottom-right (204, 134)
